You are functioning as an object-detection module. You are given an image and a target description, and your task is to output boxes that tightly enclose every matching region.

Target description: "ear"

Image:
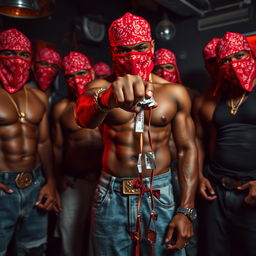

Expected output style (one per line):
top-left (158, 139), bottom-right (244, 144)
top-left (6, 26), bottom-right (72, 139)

top-left (151, 40), bottom-right (155, 53)
top-left (91, 69), bottom-right (95, 80)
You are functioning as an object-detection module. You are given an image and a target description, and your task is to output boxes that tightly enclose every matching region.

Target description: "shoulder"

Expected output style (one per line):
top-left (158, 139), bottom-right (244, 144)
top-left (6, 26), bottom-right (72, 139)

top-left (26, 85), bottom-right (48, 107)
top-left (52, 98), bottom-right (70, 121)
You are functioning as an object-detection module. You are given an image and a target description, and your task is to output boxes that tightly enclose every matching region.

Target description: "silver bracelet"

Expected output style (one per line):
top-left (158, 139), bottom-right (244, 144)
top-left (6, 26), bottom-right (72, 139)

top-left (93, 88), bottom-right (111, 112)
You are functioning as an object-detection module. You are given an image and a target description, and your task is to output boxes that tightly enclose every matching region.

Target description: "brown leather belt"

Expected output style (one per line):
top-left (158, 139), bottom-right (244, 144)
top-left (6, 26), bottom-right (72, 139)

top-left (220, 176), bottom-right (245, 190)
top-left (122, 179), bottom-right (140, 195)
top-left (15, 172), bottom-right (33, 189)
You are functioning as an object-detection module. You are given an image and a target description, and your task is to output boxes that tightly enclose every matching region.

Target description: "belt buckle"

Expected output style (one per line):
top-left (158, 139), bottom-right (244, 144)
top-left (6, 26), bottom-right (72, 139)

top-left (122, 179), bottom-right (140, 195)
top-left (220, 176), bottom-right (241, 190)
top-left (15, 172), bottom-right (33, 189)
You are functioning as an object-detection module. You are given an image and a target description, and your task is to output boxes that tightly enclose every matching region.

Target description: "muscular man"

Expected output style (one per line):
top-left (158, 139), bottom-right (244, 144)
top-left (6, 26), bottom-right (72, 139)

top-left (52, 51), bottom-right (102, 256)
top-left (153, 48), bottom-right (199, 256)
top-left (194, 32), bottom-right (256, 256)
top-left (0, 29), bottom-right (60, 256)
top-left (32, 47), bottom-right (62, 106)
top-left (75, 13), bottom-right (197, 256)
top-left (93, 61), bottom-right (112, 78)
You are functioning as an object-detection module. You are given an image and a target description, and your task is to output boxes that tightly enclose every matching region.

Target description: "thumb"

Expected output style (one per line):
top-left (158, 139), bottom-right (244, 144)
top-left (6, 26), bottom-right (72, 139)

top-left (0, 184), bottom-right (13, 193)
top-left (145, 82), bottom-right (154, 98)
top-left (237, 182), bottom-right (249, 190)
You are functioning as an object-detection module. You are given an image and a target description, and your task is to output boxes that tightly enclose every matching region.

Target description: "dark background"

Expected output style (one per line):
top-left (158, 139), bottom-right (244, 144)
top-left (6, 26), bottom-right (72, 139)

top-left (1, 0), bottom-right (256, 93)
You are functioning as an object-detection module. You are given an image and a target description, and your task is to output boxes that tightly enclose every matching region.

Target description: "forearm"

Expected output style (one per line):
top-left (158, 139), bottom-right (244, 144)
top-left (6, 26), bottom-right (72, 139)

top-left (75, 92), bottom-right (109, 129)
top-left (177, 144), bottom-right (198, 208)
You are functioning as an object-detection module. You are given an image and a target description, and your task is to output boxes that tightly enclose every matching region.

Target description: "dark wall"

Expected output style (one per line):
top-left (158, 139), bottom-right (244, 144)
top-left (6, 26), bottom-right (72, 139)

top-left (1, 0), bottom-right (256, 93)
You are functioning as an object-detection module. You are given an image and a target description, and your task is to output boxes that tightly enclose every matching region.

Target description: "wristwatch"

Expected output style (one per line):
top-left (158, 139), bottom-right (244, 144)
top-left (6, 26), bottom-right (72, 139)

top-left (176, 207), bottom-right (197, 222)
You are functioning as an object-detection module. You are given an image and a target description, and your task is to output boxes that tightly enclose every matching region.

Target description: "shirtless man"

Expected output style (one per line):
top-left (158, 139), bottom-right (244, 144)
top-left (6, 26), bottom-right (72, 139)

top-left (194, 32), bottom-right (256, 256)
top-left (93, 61), bottom-right (112, 79)
top-left (75, 13), bottom-right (197, 256)
top-left (52, 51), bottom-right (103, 256)
top-left (0, 29), bottom-right (60, 256)
top-left (153, 47), bottom-right (199, 256)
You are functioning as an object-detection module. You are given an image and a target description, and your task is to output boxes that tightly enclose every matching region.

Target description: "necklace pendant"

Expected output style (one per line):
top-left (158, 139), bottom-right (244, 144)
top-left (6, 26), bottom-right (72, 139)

top-left (230, 108), bottom-right (237, 115)
top-left (19, 112), bottom-right (25, 123)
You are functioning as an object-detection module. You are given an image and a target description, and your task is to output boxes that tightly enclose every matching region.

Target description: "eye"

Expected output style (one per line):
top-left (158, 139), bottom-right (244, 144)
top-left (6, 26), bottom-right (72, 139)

top-left (37, 61), bottom-right (49, 67)
top-left (65, 74), bottom-right (74, 79)
top-left (235, 52), bottom-right (247, 60)
top-left (19, 51), bottom-right (31, 59)
top-left (153, 66), bottom-right (161, 72)
top-left (0, 50), bottom-right (15, 57)
top-left (77, 71), bottom-right (87, 76)
top-left (165, 65), bottom-right (174, 71)
top-left (220, 58), bottom-right (230, 66)
top-left (116, 49), bottom-right (129, 54)
top-left (136, 45), bottom-right (147, 52)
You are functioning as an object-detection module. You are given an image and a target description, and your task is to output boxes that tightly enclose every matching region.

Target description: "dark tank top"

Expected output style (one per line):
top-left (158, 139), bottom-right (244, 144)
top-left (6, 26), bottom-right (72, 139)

top-left (206, 88), bottom-right (256, 181)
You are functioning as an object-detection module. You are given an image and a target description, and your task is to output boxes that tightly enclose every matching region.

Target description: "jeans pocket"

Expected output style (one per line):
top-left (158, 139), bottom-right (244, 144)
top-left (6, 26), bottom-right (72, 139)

top-left (0, 189), bottom-right (5, 199)
top-left (93, 184), bottom-right (109, 207)
top-left (153, 183), bottom-right (175, 209)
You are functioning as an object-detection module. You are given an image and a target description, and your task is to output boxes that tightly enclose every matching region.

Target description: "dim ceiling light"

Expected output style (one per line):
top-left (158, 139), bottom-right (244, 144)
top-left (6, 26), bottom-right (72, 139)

top-left (0, 0), bottom-right (55, 18)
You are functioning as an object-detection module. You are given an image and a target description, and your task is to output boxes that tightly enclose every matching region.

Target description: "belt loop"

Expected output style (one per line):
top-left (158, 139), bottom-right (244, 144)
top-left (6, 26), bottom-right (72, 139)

top-left (109, 176), bottom-right (116, 194)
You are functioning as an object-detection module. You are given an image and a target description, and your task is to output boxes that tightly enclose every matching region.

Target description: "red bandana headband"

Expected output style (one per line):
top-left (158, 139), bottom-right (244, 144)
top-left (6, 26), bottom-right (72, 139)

top-left (35, 48), bottom-right (62, 68)
top-left (93, 62), bottom-right (112, 76)
top-left (216, 32), bottom-right (251, 62)
top-left (154, 48), bottom-right (176, 66)
top-left (215, 32), bottom-right (256, 94)
top-left (62, 51), bottom-right (92, 75)
top-left (154, 48), bottom-right (181, 84)
top-left (0, 28), bottom-right (31, 53)
top-left (108, 12), bottom-right (152, 47)
top-left (203, 38), bottom-right (219, 61)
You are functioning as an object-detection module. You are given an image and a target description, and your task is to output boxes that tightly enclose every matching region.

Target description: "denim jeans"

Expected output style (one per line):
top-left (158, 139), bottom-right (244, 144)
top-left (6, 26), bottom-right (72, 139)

top-left (89, 171), bottom-right (185, 256)
top-left (199, 179), bottom-right (256, 256)
top-left (0, 165), bottom-right (48, 256)
top-left (56, 176), bottom-right (97, 256)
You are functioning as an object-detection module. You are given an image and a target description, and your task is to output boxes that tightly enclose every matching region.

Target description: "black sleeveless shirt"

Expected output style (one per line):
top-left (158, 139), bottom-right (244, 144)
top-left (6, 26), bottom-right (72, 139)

top-left (205, 88), bottom-right (256, 181)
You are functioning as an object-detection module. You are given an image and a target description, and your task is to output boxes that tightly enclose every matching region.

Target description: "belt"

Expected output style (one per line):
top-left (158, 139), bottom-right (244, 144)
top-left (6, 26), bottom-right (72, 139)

top-left (0, 165), bottom-right (41, 189)
top-left (219, 176), bottom-right (246, 190)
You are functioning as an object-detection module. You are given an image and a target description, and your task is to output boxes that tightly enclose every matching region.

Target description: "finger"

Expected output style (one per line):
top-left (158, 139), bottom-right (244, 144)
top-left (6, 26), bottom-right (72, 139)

top-left (123, 79), bottom-right (135, 108)
top-left (199, 186), bottom-right (217, 200)
top-left (175, 236), bottom-right (187, 250)
top-left (145, 82), bottom-right (154, 98)
top-left (164, 224), bottom-right (175, 243)
top-left (0, 184), bottom-right (13, 193)
top-left (112, 80), bottom-right (125, 105)
top-left (133, 77), bottom-right (145, 104)
top-left (237, 182), bottom-right (249, 190)
top-left (35, 191), bottom-right (44, 206)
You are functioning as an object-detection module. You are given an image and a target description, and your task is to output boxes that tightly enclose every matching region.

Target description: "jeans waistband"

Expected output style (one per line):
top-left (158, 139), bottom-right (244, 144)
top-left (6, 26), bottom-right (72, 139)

top-left (98, 170), bottom-right (172, 193)
top-left (0, 165), bottom-right (42, 185)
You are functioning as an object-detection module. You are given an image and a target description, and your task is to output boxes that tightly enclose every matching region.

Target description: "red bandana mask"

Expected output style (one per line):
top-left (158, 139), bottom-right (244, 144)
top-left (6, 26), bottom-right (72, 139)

top-left (109, 12), bottom-right (154, 81)
top-left (93, 62), bottom-right (112, 77)
top-left (34, 48), bottom-right (62, 91)
top-left (62, 51), bottom-right (94, 97)
top-left (216, 32), bottom-right (256, 93)
top-left (202, 38), bottom-right (219, 80)
top-left (0, 29), bottom-right (32, 93)
top-left (153, 48), bottom-right (181, 83)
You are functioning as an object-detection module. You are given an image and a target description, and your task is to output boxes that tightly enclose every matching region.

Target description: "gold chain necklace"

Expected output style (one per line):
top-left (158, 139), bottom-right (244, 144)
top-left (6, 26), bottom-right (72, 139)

top-left (3, 86), bottom-right (28, 123)
top-left (230, 91), bottom-right (246, 115)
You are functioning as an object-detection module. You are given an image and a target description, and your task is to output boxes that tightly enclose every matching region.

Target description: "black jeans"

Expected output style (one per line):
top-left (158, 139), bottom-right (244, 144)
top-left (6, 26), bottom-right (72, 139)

top-left (199, 180), bottom-right (256, 256)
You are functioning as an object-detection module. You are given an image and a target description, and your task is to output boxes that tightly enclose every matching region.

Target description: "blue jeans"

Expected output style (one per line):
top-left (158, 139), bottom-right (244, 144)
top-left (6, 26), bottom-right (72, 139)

top-left (90, 171), bottom-right (185, 256)
top-left (0, 165), bottom-right (48, 256)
